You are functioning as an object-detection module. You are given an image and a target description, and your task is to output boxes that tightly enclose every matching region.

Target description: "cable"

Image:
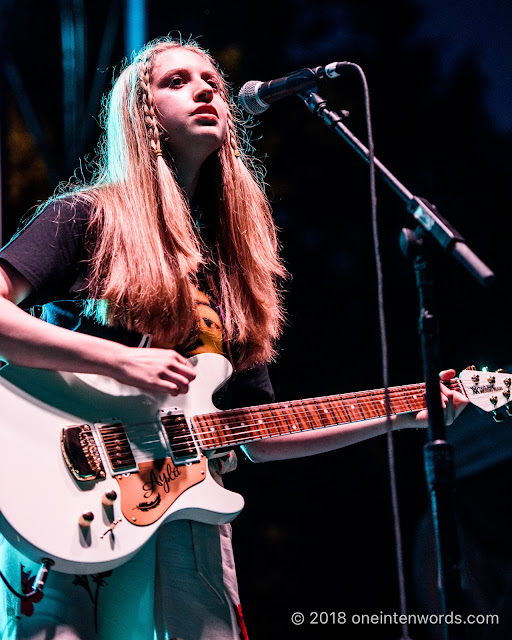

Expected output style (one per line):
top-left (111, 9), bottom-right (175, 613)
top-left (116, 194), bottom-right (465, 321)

top-left (0, 558), bottom-right (53, 600)
top-left (345, 62), bottom-right (412, 640)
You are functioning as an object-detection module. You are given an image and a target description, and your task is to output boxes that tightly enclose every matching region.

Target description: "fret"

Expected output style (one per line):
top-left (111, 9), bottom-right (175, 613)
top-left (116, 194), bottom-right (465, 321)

top-left (389, 388), bottom-right (414, 414)
top-left (297, 400), bottom-right (315, 430)
top-left (354, 391), bottom-right (381, 419)
top-left (194, 414), bottom-right (222, 449)
top-left (261, 405), bottom-right (282, 436)
top-left (403, 385), bottom-right (426, 411)
top-left (302, 398), bottom-right (333, 429)
top-left (246, 406), bottom-right (271, 439)
top-left (277, 402), bottom-right (304, 434)
top-left (195, 381), bottom-right (431, 452)
top-left (339, 394), bottom-right (365, 422)
top-left (325, 397), bottom-right (348, 425)
top-left (289, 401), bottom-right (307, 431)
top-left (220, 409), bottom-right (256, 445)
top-left (370, 388), bottom-right (394, 417)
top-left (191, 414), bottom-right (208, 445)
top-left (210, 412), bottom-right (229, 447)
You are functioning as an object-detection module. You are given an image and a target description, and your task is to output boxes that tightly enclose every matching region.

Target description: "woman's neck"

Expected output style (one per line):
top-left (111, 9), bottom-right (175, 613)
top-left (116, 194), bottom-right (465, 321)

top-left (174, 159), bottom-right (200, 199)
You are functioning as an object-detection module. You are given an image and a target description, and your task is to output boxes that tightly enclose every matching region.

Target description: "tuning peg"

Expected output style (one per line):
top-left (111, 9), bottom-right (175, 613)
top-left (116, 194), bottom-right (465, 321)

top-left (465, 365), bottom-right (477, 370)
top-left (496, 368), bottom-right (508, 373)
top-left (488, 375), bottom-right (496, 385)
top-left (493, 411), bottom-right (505, 423)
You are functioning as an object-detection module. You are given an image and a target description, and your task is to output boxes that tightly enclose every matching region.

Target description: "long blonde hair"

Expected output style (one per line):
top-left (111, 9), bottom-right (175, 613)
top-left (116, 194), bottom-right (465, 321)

top-left (77, 36), bottom-right (286, 370)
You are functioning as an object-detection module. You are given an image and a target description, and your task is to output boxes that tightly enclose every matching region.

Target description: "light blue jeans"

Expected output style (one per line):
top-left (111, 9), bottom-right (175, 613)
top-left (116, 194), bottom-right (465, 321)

top-left (0, 519), bottom-right (242, 640)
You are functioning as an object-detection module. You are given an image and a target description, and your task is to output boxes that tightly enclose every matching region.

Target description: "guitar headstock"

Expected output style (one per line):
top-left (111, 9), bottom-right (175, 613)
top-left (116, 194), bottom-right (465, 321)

top-left (458, 366), bottom-right (512, 422)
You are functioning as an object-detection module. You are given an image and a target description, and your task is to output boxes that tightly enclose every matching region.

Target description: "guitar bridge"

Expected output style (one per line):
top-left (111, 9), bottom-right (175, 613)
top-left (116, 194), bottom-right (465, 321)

top-left (61, 424), bottom-right (106, 482)
top-left (159, 409), bottom-right (201, 465)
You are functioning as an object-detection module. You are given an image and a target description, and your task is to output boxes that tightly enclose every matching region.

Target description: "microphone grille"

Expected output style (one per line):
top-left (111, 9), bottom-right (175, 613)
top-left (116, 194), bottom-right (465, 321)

top-left (238, 80), bottom-right (269, 115)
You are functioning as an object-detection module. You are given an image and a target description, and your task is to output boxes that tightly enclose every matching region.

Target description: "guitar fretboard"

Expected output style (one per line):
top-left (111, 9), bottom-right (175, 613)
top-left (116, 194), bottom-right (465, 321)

top-left (192, 380), bottom-right (462, 451)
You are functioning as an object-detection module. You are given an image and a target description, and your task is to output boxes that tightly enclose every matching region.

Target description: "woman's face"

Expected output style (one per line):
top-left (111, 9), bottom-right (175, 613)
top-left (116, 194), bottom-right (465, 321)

top-left (150, 47), bottom-right (229, 165)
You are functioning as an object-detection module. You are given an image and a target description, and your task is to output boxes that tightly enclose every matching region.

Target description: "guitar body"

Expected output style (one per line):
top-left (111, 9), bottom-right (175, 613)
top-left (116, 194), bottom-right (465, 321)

top-left (0, 353), bottom-right (244, 574)
top-left (1, 350), bottom-right (508, 576)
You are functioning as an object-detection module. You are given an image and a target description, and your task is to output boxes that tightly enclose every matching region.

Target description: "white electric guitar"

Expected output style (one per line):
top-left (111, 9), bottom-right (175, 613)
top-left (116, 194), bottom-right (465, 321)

top-left (0, 353), bottom-right (509, 575)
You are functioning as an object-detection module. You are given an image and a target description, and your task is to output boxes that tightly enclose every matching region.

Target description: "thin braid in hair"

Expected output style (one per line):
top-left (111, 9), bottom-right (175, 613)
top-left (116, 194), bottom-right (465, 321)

top-left (227, 112), bottom-right (241, 158)
top-left (139, 52), bottom-right (163, 157)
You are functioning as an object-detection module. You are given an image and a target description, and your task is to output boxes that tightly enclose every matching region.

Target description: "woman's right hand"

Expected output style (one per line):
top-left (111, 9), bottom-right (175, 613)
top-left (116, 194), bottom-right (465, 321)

top-left (113, 347), bottom-right (197, 395)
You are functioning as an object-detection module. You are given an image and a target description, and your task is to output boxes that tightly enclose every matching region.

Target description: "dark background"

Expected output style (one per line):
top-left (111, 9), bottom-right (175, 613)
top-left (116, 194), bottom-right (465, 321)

top-left (1, 1), bottom-right (511, 638)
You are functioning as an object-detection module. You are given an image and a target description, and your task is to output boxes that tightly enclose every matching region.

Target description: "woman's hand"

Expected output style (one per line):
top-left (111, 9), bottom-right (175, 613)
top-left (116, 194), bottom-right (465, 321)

top-left (110, 347), bottom-right (197, 395)
top-left (414, 369), bottom-right (469, 425)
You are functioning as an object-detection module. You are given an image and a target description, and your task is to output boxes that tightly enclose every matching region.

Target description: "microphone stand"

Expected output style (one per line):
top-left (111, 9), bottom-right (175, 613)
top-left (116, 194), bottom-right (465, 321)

top-left (298, 90), bottom-right (495, 640)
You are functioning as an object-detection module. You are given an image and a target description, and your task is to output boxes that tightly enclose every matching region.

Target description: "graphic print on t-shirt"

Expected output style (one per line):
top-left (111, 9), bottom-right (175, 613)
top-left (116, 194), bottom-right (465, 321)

top-left (151, 287), bottom-right (224, 357)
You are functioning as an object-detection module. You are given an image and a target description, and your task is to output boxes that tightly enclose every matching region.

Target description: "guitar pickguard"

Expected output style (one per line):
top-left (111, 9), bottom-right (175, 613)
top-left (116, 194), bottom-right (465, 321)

top-left (116, 456), bottom-right (207, 526)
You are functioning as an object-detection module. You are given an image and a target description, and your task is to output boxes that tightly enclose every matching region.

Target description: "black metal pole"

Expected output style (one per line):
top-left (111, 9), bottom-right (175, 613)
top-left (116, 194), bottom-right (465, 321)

top-left (401, 228), bottom-right (467, 640)
top-left (297, 89), bottom-right (480, 639)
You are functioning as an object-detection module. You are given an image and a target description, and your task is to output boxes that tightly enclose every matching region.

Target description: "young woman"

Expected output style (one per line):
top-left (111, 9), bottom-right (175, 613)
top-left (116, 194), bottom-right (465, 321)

top-left (0, 37), bottom-right (466, 640)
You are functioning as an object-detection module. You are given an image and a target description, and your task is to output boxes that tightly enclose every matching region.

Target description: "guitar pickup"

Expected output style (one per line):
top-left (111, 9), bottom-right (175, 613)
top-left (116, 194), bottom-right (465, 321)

top-left (97, 423), bottom-right (137, 475)
top-left (61, 424), bottom-right (106, 482)
top-left (159, 408), bottom-right (201, 465)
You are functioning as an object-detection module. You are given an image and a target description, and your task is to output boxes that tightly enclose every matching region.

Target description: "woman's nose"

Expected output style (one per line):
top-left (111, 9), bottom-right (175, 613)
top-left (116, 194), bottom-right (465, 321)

top-left (194, 82), bottom-right (214, 102)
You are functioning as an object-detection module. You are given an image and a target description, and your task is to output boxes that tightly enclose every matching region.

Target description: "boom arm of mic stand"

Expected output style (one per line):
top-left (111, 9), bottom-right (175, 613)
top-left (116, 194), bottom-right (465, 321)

top-left (298, 91), bottom-right (495, 288)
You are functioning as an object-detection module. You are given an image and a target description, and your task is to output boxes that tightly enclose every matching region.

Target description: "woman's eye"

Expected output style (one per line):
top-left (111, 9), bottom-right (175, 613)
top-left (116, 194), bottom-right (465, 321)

top-left (169, 77), bottom-right (184, 87)
top-left (207, 79), bottom-right (219, 90)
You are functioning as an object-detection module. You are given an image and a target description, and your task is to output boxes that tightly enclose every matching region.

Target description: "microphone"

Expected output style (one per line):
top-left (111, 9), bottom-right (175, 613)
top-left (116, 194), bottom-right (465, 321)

top-left (238, 62), bottom-right (347, 115)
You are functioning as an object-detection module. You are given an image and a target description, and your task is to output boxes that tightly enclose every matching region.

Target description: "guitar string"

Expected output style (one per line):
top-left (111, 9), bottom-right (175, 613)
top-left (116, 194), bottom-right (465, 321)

top-left (95, 379), bottom-right (462, 439)
top-left (97, 385), bottom-right (427, 441)
top-left (95, 386), bottom-right (425, 435)
top-left (183, 380), bottom-right (465, 447)
top-left (97, 387), bottom-right (430, 458)
top-left (95, 380), bottom-right (466, 455)
top-left (98, 382), bottom-right (452, 446)
top-left (96, 401), bottom-right (424, 460)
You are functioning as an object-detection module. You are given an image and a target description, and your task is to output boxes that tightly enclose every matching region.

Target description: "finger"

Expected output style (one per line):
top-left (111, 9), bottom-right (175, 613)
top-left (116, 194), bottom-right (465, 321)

top-left (444, 394), bottom-right (456, 425)
top-left (160, 372), bottom-right (193, 394)
top-left (161, 352), bottom-right (196, 378)
top-left (168, 360), bottom-right (197, 380)
top-left (439, 369), bottom-right (456, 381)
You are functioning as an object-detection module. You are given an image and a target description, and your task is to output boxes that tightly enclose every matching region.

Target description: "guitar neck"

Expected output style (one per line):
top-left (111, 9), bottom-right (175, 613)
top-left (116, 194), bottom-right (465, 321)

top-left (193, 379), bottom-right (465, 452)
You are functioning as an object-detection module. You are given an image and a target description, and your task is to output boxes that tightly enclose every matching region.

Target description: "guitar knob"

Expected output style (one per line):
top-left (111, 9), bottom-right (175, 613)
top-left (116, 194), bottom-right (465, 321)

top-left (102, 490), bottom-right (118, 506)
top-left (79, 512), bottom-right (94, 527)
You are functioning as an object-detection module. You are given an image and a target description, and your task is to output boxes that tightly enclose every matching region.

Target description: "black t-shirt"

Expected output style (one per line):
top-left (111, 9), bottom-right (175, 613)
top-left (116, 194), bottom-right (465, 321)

top-left (0, 196), bottom-right (274, 410)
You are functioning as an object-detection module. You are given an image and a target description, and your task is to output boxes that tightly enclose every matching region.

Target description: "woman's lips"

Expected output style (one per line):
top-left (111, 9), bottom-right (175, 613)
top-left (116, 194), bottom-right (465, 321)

top-left (192, 105), bottom-right (218, 118)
